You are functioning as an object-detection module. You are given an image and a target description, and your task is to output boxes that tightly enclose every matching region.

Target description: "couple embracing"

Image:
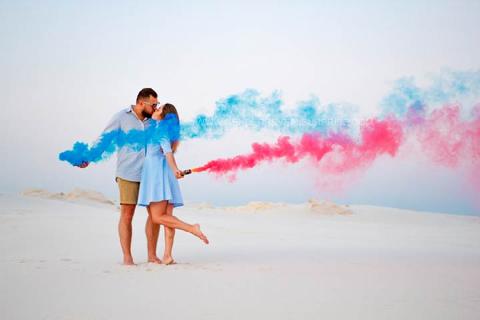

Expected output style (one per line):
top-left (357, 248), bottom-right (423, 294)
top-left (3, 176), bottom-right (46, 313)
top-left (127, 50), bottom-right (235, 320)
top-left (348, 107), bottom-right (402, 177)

top-left (80, 88), bottom-right (209, 265)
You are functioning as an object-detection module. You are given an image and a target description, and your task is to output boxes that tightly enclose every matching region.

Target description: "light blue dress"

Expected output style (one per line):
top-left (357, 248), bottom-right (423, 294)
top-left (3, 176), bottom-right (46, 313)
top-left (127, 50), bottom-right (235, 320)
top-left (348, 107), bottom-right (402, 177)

top-left (137, 134), bottom-right (184, 208)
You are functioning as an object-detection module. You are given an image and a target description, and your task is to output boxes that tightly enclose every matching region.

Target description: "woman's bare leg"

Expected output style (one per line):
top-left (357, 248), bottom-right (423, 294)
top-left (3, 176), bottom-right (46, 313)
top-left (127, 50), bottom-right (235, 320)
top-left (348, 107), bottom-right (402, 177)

top-left (146, 206), bottom-right (162, 263)
top-left (150, 201), bottom-right (209, 244)
top-left (162, 204), bottom-right (176, 264)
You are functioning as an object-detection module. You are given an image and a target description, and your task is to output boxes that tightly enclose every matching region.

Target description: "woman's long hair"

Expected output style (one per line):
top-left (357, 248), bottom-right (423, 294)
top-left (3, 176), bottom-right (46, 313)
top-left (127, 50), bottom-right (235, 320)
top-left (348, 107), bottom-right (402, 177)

top-left (160, 103), bottom-right (180, 153)
top-left (160, 103), bottom-right (179, 122)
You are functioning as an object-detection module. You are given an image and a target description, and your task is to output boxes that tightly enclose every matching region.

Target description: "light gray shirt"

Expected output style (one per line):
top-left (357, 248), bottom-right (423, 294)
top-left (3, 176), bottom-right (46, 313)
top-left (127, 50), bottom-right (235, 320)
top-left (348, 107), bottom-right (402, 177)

top-left (101, 106), bottom-right (151, 182)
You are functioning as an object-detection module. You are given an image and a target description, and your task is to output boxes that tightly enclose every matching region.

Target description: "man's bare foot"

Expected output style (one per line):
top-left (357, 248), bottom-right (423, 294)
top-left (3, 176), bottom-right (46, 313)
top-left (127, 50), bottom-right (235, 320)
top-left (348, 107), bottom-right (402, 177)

top-left (123, 256), bottom-right (136, 266)
top-left (192, 224), bottom-right (209, 244)
top-left (162, 255), bottom-right (176, 265)
top-left (148, 256), bottom-right (162, 264)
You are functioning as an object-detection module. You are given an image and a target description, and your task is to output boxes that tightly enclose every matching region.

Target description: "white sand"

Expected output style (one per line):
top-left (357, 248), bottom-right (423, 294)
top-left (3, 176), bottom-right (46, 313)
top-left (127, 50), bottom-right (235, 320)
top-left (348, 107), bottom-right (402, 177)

top-left (1, 191), bottom-right (479, 320)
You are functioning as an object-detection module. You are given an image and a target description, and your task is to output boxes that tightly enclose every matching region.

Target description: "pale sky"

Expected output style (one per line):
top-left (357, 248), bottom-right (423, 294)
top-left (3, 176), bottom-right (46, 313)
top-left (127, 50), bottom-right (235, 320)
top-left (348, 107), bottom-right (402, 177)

top-left (1, 1), bottom-right (479, 215)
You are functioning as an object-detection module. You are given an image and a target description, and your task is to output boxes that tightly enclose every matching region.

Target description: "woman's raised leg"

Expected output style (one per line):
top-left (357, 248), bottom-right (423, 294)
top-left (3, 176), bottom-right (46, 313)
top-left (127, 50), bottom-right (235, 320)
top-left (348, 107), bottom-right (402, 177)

top-left (150, 201), bottom-right (209, 244)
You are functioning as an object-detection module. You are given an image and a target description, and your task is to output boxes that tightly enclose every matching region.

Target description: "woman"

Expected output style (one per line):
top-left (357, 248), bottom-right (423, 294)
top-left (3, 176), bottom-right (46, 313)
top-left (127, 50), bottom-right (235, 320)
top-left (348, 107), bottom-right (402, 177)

top-left (138, 103), bottom-right (209, 265)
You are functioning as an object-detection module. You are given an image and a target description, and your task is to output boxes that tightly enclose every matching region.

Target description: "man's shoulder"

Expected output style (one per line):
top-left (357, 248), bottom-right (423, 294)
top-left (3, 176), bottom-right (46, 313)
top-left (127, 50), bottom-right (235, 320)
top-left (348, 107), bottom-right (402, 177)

top-left (112, 106), bottom-right (134, 120)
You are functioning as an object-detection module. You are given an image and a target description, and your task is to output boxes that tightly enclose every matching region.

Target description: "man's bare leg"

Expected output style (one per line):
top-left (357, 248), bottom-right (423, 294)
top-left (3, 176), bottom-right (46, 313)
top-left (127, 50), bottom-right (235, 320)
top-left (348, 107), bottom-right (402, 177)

top-left (150, 201), bottom-right (209, 244)
top-left (146, 206), bottom-right (162, 263)
top-left (162, 204), bottom-right (176, 265)
top-left (119, 204), bottom-right (136, 265)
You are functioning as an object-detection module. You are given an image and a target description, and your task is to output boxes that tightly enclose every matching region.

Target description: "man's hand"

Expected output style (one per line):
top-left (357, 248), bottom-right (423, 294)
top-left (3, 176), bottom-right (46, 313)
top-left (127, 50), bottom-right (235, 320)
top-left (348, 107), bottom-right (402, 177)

top-left (77, 161), bottom-right (89, 169)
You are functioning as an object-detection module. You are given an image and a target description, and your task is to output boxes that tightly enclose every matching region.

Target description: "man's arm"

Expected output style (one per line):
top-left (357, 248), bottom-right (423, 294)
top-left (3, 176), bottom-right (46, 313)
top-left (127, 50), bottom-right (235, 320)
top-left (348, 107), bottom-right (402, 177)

top-left (101, 112), bottom-right (122, 134)
top-left (77, 112), bottom-right (121, 168)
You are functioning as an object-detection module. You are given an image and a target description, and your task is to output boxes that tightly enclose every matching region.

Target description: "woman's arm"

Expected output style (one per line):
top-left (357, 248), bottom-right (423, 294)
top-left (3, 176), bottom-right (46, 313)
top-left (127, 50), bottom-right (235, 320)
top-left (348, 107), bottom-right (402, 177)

top-left (165, 152), bottom-right (183, 179)
top-left (172, 140), bottom-right (180, 153)
top-left (161, 138), bottom-right (183, 179)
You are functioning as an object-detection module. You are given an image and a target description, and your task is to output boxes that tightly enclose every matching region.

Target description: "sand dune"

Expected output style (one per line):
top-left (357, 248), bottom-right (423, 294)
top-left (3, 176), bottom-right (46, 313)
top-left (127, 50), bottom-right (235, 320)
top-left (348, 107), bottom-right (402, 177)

top-left (22, 188), bottom-right (115, 206)
top-left (307, 199), bottom-right (353, 215)
top-left (1, 192), bottom-right (479, 320)
top-left (190, 199), bottom-right (352, 215)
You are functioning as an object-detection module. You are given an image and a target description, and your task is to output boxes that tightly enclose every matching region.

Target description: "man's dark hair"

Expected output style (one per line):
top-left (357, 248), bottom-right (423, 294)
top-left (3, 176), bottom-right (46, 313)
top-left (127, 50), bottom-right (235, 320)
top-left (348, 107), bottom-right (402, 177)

top-left (136, 88), bottom-right (158, 102)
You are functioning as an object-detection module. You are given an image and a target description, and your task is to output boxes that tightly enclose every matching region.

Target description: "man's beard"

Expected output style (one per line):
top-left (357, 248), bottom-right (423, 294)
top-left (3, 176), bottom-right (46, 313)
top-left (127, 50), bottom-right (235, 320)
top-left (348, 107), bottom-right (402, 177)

top-left (142, 111), bottom-right (152, 118)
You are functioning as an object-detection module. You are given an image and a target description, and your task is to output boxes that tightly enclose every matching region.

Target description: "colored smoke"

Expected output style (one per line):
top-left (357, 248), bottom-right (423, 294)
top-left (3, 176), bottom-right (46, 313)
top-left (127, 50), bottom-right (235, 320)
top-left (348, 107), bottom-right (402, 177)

top-left (194, 118), bottom-right (404, 176)
top-left (59, 114), bottom-right (179, 166)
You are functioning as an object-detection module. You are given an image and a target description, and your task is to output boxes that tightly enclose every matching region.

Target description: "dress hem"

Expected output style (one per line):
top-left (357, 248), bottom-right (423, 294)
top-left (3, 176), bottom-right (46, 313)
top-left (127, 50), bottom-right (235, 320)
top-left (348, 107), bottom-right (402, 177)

top-left (137, 198), bottom-right (184, 208)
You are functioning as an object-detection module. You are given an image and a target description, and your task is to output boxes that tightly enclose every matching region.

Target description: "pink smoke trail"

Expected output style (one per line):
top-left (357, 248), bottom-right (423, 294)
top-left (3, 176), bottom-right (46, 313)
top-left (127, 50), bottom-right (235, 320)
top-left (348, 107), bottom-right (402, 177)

top-left (192, 118), bottom-right (404, 177)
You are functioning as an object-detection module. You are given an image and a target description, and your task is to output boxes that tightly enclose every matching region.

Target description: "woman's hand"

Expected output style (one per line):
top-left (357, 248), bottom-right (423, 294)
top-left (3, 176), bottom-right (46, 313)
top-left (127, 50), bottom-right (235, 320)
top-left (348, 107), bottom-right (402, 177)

top-left (174, 169), bottom-right (184, 179)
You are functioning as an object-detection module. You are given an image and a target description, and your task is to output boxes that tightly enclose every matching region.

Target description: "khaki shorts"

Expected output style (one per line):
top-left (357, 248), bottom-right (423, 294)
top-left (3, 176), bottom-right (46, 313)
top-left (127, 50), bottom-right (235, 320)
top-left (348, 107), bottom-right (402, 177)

top-left (116, 177), bottom-right (140, 205)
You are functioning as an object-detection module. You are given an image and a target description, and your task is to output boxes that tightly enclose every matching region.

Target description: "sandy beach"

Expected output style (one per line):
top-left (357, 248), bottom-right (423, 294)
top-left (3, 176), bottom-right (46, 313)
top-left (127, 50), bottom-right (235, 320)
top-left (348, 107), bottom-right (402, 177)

top-left (1, 190), bottom-right (479, 320)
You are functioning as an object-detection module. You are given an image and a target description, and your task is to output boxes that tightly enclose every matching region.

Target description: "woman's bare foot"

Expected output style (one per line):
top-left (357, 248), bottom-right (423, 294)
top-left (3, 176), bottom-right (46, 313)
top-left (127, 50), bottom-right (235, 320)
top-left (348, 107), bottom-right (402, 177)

top-left (192, 224), bottom-right (209, 244)
top-left (162, 255), bottom-right (176, 265)
top-left (123, 256), bottom-right (136, 266)
top-left (148, 256), bottom-right (162, 264)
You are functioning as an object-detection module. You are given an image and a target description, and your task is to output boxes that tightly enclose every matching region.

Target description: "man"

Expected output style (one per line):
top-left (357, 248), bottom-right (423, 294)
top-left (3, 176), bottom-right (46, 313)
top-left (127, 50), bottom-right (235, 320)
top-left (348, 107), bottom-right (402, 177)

top-left (79, 88), bottom-right (162, 265)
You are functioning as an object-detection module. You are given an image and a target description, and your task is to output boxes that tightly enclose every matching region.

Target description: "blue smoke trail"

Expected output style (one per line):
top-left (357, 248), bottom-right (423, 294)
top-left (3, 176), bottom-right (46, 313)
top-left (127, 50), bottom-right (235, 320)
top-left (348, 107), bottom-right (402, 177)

top-left (381, 69), bottom-right (480, 118)
top-left (59, 92), bottom-right (357, 166)
top-left (181, 89), bottom-right (356, 139)
top-left (59, 114), bottom-right (180, 166)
